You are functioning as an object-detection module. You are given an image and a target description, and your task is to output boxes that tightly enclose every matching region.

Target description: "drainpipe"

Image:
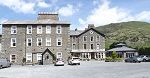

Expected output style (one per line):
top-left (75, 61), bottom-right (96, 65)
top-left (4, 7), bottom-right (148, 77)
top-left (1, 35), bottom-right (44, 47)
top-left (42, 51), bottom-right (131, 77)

top-left (25, 26), bottom-right (27, 65)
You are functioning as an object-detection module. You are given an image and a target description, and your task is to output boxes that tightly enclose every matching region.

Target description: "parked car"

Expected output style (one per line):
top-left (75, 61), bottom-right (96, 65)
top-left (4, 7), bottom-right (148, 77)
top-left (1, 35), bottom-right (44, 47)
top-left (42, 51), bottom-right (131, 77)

top-left (68, 57), bottom-right (80, 65)
top-left (139, 55), bottom-right (150, 62)
top-left (125, 56), bottom-right (142, 63)
top-left (54, 58), bottom-right (64, 66)
top-left (0, 59), bottom-right (11, 69)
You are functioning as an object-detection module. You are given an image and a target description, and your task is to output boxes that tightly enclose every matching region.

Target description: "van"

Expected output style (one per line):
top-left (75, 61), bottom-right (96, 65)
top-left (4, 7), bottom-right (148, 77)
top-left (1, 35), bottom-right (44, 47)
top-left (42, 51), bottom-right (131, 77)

top-left (0, 59), bottom-right (11, 69)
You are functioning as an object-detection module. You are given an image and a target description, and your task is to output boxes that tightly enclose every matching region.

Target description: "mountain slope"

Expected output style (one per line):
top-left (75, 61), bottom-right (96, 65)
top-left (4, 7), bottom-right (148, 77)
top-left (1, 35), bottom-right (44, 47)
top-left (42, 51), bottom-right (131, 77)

top-left (96, 21), bottom-right (150, 49)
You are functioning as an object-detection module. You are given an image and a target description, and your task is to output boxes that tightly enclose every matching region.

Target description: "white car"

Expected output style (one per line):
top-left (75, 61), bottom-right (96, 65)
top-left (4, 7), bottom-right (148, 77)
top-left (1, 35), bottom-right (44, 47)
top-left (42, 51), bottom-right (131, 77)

top-left (54, 58), bottom-right (64, 66)
top-left (0, 59), bottom-right (11, 69)
top-left (68, 57), bottom-right (80, 65)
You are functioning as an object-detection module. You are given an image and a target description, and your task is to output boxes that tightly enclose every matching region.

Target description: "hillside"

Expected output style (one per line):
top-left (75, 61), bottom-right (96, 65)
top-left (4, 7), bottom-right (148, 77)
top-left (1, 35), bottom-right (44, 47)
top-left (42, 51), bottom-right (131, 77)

top-left (96, 21), bottom-right (150, 50)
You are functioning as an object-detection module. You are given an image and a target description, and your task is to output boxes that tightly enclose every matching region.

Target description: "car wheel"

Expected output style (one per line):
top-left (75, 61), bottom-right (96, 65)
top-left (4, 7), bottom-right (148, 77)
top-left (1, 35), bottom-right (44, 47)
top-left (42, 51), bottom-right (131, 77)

top-left (143, 59), bottom-right (146, 62)
top-left (0, 65), bottom-right (2, 69)
top-left (78, 63), bottom-right (80, 65)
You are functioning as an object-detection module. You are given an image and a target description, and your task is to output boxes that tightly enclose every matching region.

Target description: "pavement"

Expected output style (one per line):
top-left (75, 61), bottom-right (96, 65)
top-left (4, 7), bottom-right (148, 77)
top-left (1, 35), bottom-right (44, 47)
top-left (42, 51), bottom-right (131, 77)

top-left (0, 61), bottom-right (150, 78)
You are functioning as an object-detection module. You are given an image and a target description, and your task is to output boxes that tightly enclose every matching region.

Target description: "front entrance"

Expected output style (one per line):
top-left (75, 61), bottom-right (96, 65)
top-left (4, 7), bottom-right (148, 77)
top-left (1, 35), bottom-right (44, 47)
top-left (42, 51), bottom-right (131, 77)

top-left (42, 48), bottom-right (56, 65)
top-left (91, 53), bottom-right (95, 59)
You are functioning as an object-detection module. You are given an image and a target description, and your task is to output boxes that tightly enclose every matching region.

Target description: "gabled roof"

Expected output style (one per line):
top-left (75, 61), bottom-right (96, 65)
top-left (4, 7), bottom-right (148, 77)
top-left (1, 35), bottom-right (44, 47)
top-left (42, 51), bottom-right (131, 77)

top-left (42, 48), bottom-right (56, 60)
top-left (78, 28), bottom-right (105, 37)
top-left (107, 46), bottom-right (136, 52)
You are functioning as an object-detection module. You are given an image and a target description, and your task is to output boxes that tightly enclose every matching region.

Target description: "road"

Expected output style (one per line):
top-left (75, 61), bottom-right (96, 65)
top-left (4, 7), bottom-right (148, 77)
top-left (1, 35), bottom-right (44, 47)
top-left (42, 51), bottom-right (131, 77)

top-left (0, 61), bottom-right (150, 78)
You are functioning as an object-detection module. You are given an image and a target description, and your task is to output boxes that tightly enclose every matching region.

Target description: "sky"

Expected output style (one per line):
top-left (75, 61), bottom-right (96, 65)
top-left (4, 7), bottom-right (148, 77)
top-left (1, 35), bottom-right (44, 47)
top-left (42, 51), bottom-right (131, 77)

top-left (1, 0), bottom-right (150, 33)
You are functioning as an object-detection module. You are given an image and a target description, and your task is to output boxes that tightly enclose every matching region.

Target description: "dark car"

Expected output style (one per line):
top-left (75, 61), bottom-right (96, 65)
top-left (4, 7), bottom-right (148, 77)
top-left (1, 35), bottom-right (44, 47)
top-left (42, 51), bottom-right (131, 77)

top-left (125, 56), bottom-right (142, 63)
top-left (139, 55), bottom-right (150, 62)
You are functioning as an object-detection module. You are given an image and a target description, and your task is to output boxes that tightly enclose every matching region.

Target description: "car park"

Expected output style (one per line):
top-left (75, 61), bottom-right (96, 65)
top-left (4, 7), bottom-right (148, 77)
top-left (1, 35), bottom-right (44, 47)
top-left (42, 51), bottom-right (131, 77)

top-left (125, 56), bottom-right (142, 63)
top-left (0, 59), bottom-right (11, 69)
top-left (54, 58), bottom-right (64, 66)
top-left (68, 57), bottom-right (80, 65)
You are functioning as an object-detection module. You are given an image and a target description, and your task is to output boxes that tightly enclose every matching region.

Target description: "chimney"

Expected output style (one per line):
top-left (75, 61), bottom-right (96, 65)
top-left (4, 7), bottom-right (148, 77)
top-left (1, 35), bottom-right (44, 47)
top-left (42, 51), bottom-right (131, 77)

top-left (88, 24), bottom-right (95, 29)
top-left (75, 28), bottom-right (77, 31)
top-left (85, 28), bottom-right (88, 30)
top-left (37, 12), bottom-right (59, 21)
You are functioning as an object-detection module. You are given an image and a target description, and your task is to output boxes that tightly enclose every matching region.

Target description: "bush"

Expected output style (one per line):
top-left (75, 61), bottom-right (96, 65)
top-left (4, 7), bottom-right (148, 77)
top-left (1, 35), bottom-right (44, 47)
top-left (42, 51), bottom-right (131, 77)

top-left (105, 57), bottom-right (123, 62)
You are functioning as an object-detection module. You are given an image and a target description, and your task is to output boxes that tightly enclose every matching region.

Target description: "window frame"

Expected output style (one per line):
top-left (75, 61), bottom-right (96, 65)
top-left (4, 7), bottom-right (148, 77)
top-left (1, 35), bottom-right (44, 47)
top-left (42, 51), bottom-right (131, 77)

top-left (90, 36), bottom-right (94, 42)
top-left (96, 36), bottom-right (100, 42)
top-left (11, 38), bottom-right (16, 47)
top-left (83, 44), bottom-right (87, 49)
top-left (96, 44), bottom-right (100, 50)
top-left (46, 25), bottom-right (51, 34)
top-left (37, 53), bottom-right (42, 61)
top-left (27, 38), bottom-right (32, 46)
top-left (37, 38), bottom-right (42, 46)
top-left (37, 25), bottom-right (42, 34)
top-left (11, 26), bottom-right (17, 34)
top-left (27, 25), bottom-right (32, 34)
top-left (56, 52), bottom-right (62, 58)
top-left (56, 25), bottom-right (62, 34)
top-left (26, 53), bottom-right (32, 62)
top-left (72, 43), bottom-right (76, 49)
top-left (90, 44), bottom-right (94, 49)
top-left (57, 37), bottom-right (62, 46)
top-left (83, 36), bottom-right (87, 42)
top-left (46, 37), bottom-right (51, 46)
top-left (10, 54), bottom-right (16, 63)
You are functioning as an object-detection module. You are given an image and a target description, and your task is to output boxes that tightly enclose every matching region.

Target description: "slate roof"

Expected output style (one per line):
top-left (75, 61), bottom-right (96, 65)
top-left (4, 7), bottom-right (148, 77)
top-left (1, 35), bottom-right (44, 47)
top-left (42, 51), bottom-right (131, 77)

top-left (107, 46), bottom-right (136, 52)
top-left (70, 30), bottom-right (83, 36)
top-left (70, 28), bottom-right (105, 37)
top-left (78, 28), bottom-right (105, 37)
top-left (2, 19), bottom-right (70, 25)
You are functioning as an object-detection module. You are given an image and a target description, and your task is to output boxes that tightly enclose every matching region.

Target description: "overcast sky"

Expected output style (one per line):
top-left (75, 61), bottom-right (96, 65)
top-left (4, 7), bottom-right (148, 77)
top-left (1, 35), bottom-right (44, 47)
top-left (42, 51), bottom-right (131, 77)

top-left (0, 0), bottom-right (150, 33)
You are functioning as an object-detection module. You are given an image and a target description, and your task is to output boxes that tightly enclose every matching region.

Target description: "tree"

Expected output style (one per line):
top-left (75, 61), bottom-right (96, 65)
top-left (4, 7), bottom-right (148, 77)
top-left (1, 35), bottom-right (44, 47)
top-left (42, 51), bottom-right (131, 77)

top-left (111, 51), bottom-right (118, 59)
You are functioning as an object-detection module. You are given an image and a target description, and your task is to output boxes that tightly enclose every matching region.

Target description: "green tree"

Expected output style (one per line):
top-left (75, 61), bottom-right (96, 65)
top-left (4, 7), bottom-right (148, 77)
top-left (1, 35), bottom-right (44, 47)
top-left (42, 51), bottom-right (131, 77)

top-left (111, 51), bottom-right (118, 59)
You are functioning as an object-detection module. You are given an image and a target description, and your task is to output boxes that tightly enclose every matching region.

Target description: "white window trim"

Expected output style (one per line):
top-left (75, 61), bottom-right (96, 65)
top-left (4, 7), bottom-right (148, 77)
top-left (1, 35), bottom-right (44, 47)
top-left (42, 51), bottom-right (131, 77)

top-left (96, 44), bottom-right (100, 50)
top-left (37, 38), bottom-right (42, 46)
top-left (56, 25), bottom-right (62, 34)
top-left (90, 44), bottom-right (94, 49)
top-left (26, 53), bottom-right (32, 62)
top-left (83, 36), bottom-right (87, 42)
top-left (37, 25), bottom-right (42, 34)
top-left (96, 36), bottom-right (100, 42)
top-left (57, 37), bottom-right (62, 46)
top-left (46, 25), bottom-right (51, 34)
top-left (46, 38), bottom-right (51, 46)
top-left (90, 36), bottom-right (94, 42)
top-left (72, 43), bottom-right (76, 50)
top-left (37, 53), bottom-right (42, 61)
top-left (27, 25), bottom-right (32, 34)
top-left (10, 54), bottom-right (17, 63)
top-left (83, 44), bottom-right (87, 49)
top-left (11, 26), bottom-right (17, 34)
top-left (11, 38), bottom-right (16, 47)
top-left (27, 38), bottom-right (32, 46)
top-left (56, 52), bottom-right (62, 58)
